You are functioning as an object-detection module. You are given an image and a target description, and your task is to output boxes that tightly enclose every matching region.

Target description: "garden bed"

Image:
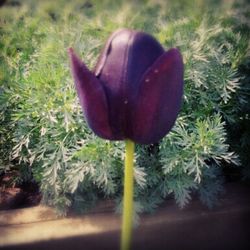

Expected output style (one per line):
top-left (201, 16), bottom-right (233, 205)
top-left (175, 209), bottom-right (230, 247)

top-left (0, 172), bottom-right (41, 210)
top-left (0, 182), bottom-right (249, 250)
top-left (0, 1), bottom-right (249, 249)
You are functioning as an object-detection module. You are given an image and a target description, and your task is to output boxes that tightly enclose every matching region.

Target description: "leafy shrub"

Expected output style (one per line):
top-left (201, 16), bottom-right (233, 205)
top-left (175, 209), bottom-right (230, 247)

top-left (0, 0), bottom-right (249, 214)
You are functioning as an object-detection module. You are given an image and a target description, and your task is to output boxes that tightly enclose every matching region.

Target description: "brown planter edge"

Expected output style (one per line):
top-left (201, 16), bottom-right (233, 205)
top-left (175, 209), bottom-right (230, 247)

top-left (0, 182), bottom-right (250, 250)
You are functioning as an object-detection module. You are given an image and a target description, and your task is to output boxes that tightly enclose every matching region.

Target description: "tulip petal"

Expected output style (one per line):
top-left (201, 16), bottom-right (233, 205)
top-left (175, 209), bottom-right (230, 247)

top-left (131, 48), bottom-right (184, 144)
top-left (68, 48), bottom-right (114, 140)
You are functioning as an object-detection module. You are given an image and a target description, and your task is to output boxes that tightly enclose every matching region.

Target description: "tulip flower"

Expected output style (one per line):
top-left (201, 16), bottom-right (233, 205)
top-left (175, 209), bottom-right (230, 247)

top-left (68, 28), bottom-right (183, 145)
top-left (68, 28), bottom-right (184, 250)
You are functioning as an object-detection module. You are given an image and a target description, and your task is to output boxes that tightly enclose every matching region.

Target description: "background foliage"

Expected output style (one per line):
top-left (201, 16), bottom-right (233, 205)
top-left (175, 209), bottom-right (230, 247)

top-left (0, 0), bottom-right (249, 214)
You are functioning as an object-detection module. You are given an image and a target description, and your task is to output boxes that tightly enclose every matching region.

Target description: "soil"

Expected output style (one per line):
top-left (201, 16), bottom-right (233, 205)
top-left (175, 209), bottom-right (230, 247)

top-left (0, 165), bottom-right (244, 211)
top-left (0, 172), bottom-right (41, 210)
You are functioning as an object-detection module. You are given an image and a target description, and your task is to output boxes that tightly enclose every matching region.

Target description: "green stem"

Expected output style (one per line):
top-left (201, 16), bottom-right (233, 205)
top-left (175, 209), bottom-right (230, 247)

top-left (121, 139), bottom-right (135, 250)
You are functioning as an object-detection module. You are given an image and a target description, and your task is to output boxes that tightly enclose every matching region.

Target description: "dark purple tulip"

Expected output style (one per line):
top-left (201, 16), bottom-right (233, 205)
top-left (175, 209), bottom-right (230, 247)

top-left (68, 29), bottom-right (184, 144)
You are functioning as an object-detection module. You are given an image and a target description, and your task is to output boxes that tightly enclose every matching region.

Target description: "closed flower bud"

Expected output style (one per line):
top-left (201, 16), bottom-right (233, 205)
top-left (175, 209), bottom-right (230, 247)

top-left (68, 28), bottom-right (184, 144)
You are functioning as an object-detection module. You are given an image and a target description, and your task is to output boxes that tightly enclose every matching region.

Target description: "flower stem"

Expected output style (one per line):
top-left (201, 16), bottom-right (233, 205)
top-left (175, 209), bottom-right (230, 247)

top-left (121, 139), bottom-right (135, 250)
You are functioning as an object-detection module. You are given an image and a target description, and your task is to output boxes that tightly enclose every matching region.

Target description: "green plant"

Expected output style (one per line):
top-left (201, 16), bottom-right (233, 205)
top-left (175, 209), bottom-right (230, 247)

top-left (0, 0), bottom-right (249, 215)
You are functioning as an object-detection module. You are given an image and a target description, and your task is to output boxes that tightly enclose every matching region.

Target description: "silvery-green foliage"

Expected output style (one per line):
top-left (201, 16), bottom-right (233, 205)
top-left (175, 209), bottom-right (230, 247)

top-left (198, 164), bottom-right (225, 209)
top-left (159, 116), bottom-right (238, 207)
top-left (0, 0), bottom-right (249, 214)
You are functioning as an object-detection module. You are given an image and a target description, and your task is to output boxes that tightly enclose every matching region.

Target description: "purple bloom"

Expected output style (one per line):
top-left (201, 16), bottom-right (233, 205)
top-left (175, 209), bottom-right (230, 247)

top-left (68, 29), bottom-right (184, 144)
